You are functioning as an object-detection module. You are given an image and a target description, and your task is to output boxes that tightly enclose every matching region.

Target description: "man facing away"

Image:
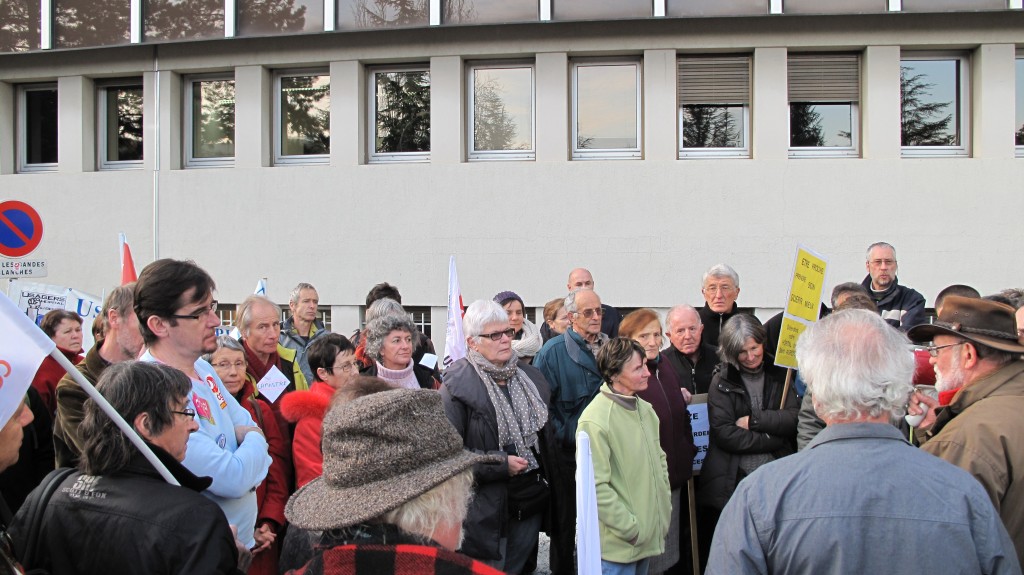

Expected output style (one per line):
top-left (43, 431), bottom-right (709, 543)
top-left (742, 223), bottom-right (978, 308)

top-left (134, 258), bottom-right (271, 550)
top-left (279, 283), bottom-right (328, 384)
top-left (707, 309), bottom-right (1019, 575)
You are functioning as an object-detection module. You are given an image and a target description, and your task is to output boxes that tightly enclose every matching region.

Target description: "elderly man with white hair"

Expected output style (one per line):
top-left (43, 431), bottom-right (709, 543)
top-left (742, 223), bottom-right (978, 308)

top-left (697, 264), bottom-right (743, 349)
top-left (706, 310), bottom-right (1020, 575)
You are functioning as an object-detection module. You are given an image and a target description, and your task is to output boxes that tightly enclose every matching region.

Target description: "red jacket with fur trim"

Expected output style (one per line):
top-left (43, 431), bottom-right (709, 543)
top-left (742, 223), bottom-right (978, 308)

top-left (280, 381), bottom-right (335, 489)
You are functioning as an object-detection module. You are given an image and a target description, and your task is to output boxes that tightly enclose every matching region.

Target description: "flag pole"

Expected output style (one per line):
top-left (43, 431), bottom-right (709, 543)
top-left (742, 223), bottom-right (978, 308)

top-left (49, 350), bottom-right (180, 486)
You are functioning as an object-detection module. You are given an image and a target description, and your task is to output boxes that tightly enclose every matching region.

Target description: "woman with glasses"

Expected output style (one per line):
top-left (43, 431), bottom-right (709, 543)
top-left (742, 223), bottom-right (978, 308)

top-left (205, 336), bottom-right (291, 575)
top-left (440, 299), bottom-right (556, 574)
top-left (280, 333), bottom-right (357, 488)
top-left (618, 310), bottom-right (695, 575)
top-left (698, 314), bottom-right (797, 564)
top-left (494, 291), bottom-right (544, 364)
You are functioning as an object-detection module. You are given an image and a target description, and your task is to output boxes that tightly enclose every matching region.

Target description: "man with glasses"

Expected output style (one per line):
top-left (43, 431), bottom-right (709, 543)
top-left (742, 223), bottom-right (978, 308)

top-left (533, 287), bottom-right (609, 575)
top-left (698, 264), bottom-right (743, 348)
top-left (134, 259), bottom-right (271, 552)
top-left (906, 296), bottom-right (1024, 566)
top-left (567, 268), bottom-right (622, 338)
top-left (860, 242), bottom-right (925, 331)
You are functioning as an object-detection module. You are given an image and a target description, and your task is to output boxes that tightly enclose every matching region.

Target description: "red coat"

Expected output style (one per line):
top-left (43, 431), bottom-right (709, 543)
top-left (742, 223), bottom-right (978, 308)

top-left (235, 381), bottom-right (292, 575)
top-left (280, 381), bottom-right (335, 489)
top-left (31, 348), bottom-right (82, 416)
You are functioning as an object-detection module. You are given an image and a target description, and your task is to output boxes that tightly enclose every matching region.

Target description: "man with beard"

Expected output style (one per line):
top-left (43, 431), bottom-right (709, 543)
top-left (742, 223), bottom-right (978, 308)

top-left (860, 242), bottom-right (926, 331)
top-left (907, 296), bottom-right (1024, 566)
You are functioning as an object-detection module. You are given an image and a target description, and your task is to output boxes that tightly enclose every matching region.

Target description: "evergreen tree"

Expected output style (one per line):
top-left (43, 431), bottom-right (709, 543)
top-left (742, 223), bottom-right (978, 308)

top-left (473, 76), bottom-right (519, 151)
top-left (789, 103), bottom-right (825, 147)
top-left (900, 66), bottom-right (954, 146)
top-left (376, 71), bottom-right (430, 153)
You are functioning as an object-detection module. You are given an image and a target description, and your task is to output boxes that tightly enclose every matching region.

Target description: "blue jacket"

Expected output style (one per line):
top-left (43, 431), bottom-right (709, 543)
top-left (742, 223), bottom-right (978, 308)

top-left (279, 318), bottom-right (329, 383)
top-left (141, 351), bottom-right (271, 549)
top-left (707, 423), bottom-right (1020, 575)
top-left (533, 328), bottom-right (603, 451)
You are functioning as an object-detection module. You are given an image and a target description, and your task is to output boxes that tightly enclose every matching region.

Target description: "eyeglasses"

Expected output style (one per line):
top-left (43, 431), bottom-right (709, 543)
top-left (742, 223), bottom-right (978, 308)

top-left (169, 301), bottom-right (218, 321)
top-left (868, 259), bottom-right (896, 267)
top-left (172, 408), bottom-right (196, 419)
top-left (329, 361), bottom-right (360, 374)
top-left (704, 285), bottom-right (735, 295)
top-left (575, 307), bottom-right (604, 319)
top-left (213, 360), bottom-right (245, 371)
top-left (923, 342), bottom-right (964, 357)
top-left (479, 328), bottom-right (515, 341)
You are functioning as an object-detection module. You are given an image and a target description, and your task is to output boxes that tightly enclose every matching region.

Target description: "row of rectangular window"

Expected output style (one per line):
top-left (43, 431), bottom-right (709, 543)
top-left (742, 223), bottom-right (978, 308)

top-left (4, 0), bottom-right (1020, 53)
top-left (14, 54), bottom-right (1024, 171)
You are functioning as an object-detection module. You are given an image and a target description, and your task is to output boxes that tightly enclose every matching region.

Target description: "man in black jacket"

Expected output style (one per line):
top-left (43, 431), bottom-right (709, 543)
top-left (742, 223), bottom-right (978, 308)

top-left (698, 263), bottom-right (743, 348)
top-left (663, 304), bottom-right (717, 396)
top-left (860, 242), bottom-right (926, 332)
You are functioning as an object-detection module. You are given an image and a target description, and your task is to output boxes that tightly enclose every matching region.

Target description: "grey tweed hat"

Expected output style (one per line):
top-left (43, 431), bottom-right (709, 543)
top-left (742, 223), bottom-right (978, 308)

top-left (285, 388), bottom-right (498, 531)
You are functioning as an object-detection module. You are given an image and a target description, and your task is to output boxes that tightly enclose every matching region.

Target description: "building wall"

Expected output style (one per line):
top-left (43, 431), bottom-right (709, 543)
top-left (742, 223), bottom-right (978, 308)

top-left (1, 12), bottom-right (1022, 354)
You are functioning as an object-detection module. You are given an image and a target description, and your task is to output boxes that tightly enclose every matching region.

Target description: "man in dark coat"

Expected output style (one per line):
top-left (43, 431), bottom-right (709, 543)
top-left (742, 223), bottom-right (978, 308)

top-left (697, 264), bottom-right (743, 349)
top-left (662, 304), bottom-right (717, 396)
top-left (860, 242), bottom-right (926, 332)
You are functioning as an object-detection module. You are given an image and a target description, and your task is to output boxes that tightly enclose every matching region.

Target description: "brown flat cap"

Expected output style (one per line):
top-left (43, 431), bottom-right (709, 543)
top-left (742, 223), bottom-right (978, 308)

top-left (907, 295), bottom-right (1024, 354)
top-left (285, 388), bottom-right (498, 531)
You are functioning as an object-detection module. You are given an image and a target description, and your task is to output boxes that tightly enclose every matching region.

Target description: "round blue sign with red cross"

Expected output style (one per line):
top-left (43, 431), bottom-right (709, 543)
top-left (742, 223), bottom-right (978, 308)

top-left (0, 201), bottom-right (44, 258)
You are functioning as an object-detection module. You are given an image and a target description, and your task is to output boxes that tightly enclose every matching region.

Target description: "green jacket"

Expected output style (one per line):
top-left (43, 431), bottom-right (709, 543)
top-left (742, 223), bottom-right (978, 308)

top-left (578, 384), bottom-right (670, 564)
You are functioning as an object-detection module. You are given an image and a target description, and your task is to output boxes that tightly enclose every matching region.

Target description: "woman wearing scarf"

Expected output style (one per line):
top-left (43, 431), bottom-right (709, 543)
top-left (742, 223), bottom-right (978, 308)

top-left (441, 300), bottom-right (556, 574)
top-left (494, 291), bottom-right (544, 364)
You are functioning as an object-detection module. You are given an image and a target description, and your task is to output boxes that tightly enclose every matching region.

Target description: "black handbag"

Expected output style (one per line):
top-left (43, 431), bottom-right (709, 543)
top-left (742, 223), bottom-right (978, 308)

top-left (506, 468), bottom-right (549, 521)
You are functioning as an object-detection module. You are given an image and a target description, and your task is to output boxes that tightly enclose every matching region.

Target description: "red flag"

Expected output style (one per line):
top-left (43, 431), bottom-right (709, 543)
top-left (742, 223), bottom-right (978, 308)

top-left (119, 233), bottom-right (137, 285)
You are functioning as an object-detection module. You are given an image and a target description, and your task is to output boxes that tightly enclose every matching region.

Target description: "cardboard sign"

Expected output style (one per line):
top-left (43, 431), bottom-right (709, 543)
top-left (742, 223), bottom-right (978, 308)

top-left (775, 315), bottom-right (812, 370)
top-left (689, 394), bottom-right (709, 473)
top-left (256, 365), bottom-right (290, 403)
top-left (775, 245), bottom-right (829, 370)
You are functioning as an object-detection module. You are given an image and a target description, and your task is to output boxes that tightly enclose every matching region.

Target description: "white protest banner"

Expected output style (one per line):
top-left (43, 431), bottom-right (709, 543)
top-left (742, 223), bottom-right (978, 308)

top-left (576, 430), bottom-right (602, 575)
top-left (257, 365), bottom-right (290, 404)
top-left (689, 394), bottom-right (709, 473)
top-left (14, 280), bottom-right (103, 353)
top-left (442, 256), bottom-right (467, 369)
top-left (0, 293), bottom-right (56, 427)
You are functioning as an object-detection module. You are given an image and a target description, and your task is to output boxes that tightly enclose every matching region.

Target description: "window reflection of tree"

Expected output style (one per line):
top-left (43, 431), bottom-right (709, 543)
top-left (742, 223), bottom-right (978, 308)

top-left (195, 81), bottom-right (236, 158)
top-left (238, 0), bottom-right (306, 35)
top-left (352, 0), bottom-right (428, 27)
top-left (682, 105), bottom-right (741, 148)
top-left (282, 76), bottom-right (329, 155)
top-left (112, 88), bottom-right (144, 161)
top-left (375, 72), bottom-right (430, 153)
top-left (474, 75), bottom-right (525, 151)
top-left (145, 0), bottom-right (224, 40)
top-left (789, 103), bottom-right (825, 147)
top-left (900, 65), bottom-right (955, 146)
top-left (0, 0), bottom-right (39, 51)
top-left (54, 0), bottom-right (130, 47)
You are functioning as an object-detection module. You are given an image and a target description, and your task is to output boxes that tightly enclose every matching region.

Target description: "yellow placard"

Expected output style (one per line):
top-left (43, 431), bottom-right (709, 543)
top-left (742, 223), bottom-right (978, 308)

top-left (785, 247), bottom-right (828, 322)
top-left (775, 315), bottom-right (810, 369)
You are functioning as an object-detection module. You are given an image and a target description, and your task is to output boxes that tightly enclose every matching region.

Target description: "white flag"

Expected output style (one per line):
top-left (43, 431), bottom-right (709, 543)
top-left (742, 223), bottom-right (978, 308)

top-left (442, 256), bottom-right (466, 369)
top-left (0, 293), bottom-right (56, 428)
top-left (576, 431), bottom-right (602, 575)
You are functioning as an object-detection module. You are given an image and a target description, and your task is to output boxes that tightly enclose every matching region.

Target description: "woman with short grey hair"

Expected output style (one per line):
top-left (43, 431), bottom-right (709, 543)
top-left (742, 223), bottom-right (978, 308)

top-left (360, 313), bottom-right (437, 389)
top-left (440, 299), bottom-right (555, 573)
top-left (697, 314), bottom-right (798, 561)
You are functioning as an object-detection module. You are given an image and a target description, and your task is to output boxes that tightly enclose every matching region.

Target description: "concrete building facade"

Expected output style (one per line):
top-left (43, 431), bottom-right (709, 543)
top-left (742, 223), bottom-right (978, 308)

top-left (1, 1), bottom-right (1022, 354)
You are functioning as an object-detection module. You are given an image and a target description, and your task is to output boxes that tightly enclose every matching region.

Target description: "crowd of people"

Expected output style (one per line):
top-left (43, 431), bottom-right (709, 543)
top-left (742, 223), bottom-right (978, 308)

top-left (1, 240), bottom-right (1023, 575)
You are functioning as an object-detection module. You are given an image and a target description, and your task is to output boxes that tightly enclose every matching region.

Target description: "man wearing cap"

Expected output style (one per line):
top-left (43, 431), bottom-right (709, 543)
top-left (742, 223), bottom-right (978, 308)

top-left (284, 388), bottom-right (503, 575)
top-left (907, 296), bottom-right (1024, 565)
top-left (861, 242), bottom-right (926, 331)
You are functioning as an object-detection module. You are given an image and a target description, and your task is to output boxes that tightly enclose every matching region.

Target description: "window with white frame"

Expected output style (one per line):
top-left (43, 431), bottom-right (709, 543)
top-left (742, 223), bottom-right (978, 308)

top-left (18, 84), bottom-right (58, 172)
top-left (900, 54), bottom-right (969, 157)
top-left (468, 62), bottom-right (534, 161)
top-left (678, 55), bottom-right (749, 158)
top-left (185, 75), bottom-right (235, 168)
top-left (406, 306), bottom-right (432, 338)
top-left (572, 60), bottom-right (641, 160)
top-left (98, 82), bottom-right (143, 169)
top-left (369, 67), bottom-right (430, 163)
top-left (1016, 55), bottom-right (1023, 156)
top-left (788, 53), bottom-right (860, 157)
top-left (274, 70), bottom-right (330, 165)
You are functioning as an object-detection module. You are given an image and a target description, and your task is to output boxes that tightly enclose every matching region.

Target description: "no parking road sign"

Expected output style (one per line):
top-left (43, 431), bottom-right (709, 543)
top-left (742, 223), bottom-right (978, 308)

top-left (0, 201), bottom-right (44, 258)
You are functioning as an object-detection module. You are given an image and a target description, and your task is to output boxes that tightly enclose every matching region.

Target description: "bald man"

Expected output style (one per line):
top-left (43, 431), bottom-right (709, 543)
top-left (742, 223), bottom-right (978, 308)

top-left (567, 268), bottom-right (622, 338)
